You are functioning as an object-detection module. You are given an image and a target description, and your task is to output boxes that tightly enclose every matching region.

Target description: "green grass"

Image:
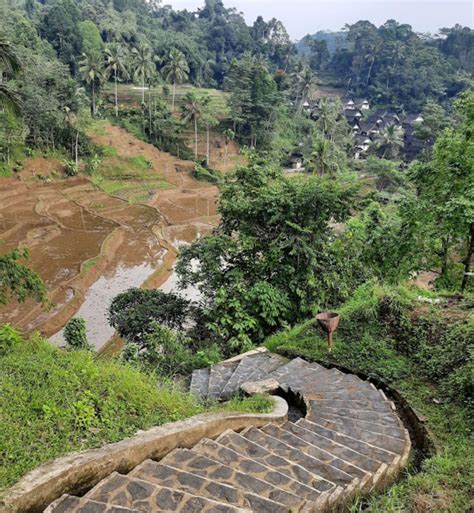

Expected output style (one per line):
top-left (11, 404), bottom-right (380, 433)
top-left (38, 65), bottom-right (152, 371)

top-left (82, 256), bottom-right (99, 273)
top-left (265, 283), bottom-right (473, 512)
top-left (90, 153), bottom-right (173, 202)
top-left (217, 394), bottom-right (275, 414)
top-left (100, 145), bottom-right (118, 157)
top-left (108, 84), bottom-right (230, 116)
top-left (0, 335), bottom-right (205, 491)
top-left (87, 120), bottom-right (109, 137)
top-left (0, 333), bottom-right (277, 493)
top-left (0, 163), bottom-right (13, 177)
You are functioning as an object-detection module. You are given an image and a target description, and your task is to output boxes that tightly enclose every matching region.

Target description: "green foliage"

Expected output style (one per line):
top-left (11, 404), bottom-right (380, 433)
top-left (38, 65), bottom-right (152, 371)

top-left (0, 248), bottom-right (46, 306)
top-left (177, 158), bottom-right (360, 353)
top-left (193, 163), bottom-right (221, 184)
top-left (78, 21), bottom-right (103, 57)
top-left (225, 55), bottom-right (282, 149)
top-left (162, 48), bottom-right (189, 109)
top-left (0, 334), bottom-right (205, 490)
top-left (219, 394), bottom-right (274, 414)
top-left (415, 100), bottom-right (450, 157)
top-left (108, 288), bottom-right (190, 346)
top-left (407, 92), bottom-right (474, 291)
top-left (362, 156), bottom-right (404, 193)
top-left (122, 322), bottom-right (221, 377)
top-left (131, 43), bottom-right (155, 103)
top-left (0, 324), bottom-right (22, 356)
top-left (266, 280), bottom-right (473, 407)
top-left (39, 0), bottom-right (82, 71)
top-left (335, 20), bottom-right (472, 112)
top-left (64, 318), bottom-right (90, 351)
top-left (63, 158), bottom-right (78, 176)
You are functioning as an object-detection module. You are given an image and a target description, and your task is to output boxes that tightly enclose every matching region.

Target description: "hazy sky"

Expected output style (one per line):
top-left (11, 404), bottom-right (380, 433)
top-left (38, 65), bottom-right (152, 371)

top-left (164, 0), bottom-right (473, 39)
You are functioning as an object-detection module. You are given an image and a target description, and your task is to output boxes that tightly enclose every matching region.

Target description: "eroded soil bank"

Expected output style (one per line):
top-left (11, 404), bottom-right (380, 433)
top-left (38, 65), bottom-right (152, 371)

top-left (0, 122), bottom-right (220, 349)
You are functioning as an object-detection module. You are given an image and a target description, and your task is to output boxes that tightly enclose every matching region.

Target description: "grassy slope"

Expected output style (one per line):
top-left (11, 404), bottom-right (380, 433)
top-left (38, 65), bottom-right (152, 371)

top-left (0, 334), bottom-right (272, 493)
top-left (88, 120), bottom-right (175, 203)
top-left (265, 284), bottom-right (473, 513)
top-left (106, 84), bottom-right (229, 117)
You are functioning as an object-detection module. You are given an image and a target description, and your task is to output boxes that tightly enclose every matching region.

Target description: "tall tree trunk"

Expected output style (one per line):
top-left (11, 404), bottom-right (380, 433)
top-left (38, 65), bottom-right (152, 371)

top-left (366, 57), bottom-right (375, 86)
top-left (92, 82), bottom-right (96, 118)
top-left (206, 123), bottom-right (210, 167)
top-left (194, 116), bottom-right (198, 160)
top-left (172, 79), bottom-right (176, 111)
top-left (148, 88), bottom-right (152, 138)
top-left (142, 76), bottom-right (145, 104)
top-left (114, 71), bottom-right (119, 117)
top-left (440, 235), bottom-right (450, 280)
top-left (461, 223), bottom-right (474, 292)
top-left (75, 130), bottom-right (79, 170)
top-left (224, 138), bottom-right (228, 171)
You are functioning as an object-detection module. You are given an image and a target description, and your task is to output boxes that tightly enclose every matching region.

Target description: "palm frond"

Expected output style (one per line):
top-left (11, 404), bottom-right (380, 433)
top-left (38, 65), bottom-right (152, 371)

top-left (0, 83), bottom-right (22, 116)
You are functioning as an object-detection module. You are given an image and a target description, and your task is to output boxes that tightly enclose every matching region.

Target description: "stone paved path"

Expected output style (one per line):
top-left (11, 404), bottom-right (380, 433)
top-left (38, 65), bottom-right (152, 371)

top-left (45, 351), bottom-right (411, 512)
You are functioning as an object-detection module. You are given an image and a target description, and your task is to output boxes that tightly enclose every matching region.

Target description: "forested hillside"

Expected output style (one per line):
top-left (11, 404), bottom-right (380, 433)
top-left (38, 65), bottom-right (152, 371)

top-left (0, 1), bottom-right (473, 511)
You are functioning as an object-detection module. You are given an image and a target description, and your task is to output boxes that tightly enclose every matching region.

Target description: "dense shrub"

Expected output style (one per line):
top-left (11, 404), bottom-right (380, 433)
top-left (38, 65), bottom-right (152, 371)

top-left (108, 288), bottom-right (190, 346)
top-left (0, 324), bottom-right (22, 356)
top-left (266, 281), bottom-right (473, 406)
top-left (64, 317), bottom-right (90, 350)
top-left (121, 323), bottom-right (221, 377)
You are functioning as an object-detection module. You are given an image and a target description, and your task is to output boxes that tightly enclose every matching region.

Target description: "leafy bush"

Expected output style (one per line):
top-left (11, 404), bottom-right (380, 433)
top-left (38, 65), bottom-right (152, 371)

top-left (108, 288), bottom-right (190, 346)
top-left (0, 334), bottom-right (205, 490)
top-left (266, 281), bottom-right (473, 395)
top-left (193, 163), bottom-right (221, 184)
top-left (121, 322), bottom-right (221, 377)
top-left (64, 318), bottom-right (90, 350)
top-left (414, 316), bottom-right (474, 408)
top-left (0, 324), bottom-right (22, 356)
top-left (63, 159), bottom-right (78, 177)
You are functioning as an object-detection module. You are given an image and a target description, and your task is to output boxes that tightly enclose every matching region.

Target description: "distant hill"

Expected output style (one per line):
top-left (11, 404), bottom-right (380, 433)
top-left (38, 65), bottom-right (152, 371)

top-left (297, 30), bottom-right (349, 55)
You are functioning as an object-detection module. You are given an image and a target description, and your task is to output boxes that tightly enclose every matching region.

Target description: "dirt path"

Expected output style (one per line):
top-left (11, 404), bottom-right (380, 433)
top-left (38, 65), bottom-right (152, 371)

top-left (0, 122), bottom-right (220, 350)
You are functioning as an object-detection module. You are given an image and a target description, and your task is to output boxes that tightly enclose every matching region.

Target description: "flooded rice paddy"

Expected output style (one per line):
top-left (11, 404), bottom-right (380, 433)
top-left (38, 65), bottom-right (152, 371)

top-left (0, 123), bottom-right (220, 350)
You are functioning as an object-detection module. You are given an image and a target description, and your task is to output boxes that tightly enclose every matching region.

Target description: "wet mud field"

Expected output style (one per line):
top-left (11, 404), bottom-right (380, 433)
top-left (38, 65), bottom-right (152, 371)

top-left (0, 123), bottom-right (220, 349)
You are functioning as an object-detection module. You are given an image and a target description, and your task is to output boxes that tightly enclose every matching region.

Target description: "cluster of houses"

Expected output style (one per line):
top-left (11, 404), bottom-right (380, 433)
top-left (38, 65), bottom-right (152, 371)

top-left (340, 97), bottom-right (425, 160)
top-left (297, 96), bottom-right (425, 164)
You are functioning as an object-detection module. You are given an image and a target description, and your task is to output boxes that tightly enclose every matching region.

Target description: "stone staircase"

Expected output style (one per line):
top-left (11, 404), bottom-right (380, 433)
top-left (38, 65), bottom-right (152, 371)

top-left (45, 352), bottom-right (411, 512)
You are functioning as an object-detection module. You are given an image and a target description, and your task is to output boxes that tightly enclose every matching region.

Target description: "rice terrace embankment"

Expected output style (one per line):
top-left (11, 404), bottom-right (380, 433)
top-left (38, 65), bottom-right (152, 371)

top-left (0, 121), bottom-right (227, 349)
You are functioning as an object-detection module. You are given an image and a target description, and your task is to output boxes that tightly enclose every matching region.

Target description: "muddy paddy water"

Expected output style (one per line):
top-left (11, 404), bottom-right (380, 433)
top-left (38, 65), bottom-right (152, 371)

top-left (0, 123), bottom-right (220, 350)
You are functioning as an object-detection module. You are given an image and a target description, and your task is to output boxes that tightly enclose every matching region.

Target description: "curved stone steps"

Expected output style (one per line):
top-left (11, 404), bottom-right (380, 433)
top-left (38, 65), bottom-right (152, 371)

top-left (220, 353), bottom-right (287, 400)
top-left (189, 367), bottom-right (210, 400)
top-left (129, 460), bottom-right (295, 513)
top-left (161, 446), bottom-right (320, 509)
top-left (85, 472), bottom-right (250, 512)
top-left (207, 361), bottom-right (239, 401)
top-left (45, 495), bottom-right (142, 512)
top-left (45, 353), bottom-right (411, 512)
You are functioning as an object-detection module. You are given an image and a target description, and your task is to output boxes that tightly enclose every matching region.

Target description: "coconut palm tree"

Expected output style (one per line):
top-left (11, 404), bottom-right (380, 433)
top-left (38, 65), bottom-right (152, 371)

top-left (180, 92), bottom-right (203, 160)
top-left (105, 44), bottom-right (128, 117)
top-left (79, 53), bottom-right (105, 117)
top-left (315, 97), bottom-right (334, 138)
top-left (376, 123), bottom-right (405, 159)
top-left (364, 39), bottom-right (382, 86)
top-left (295, 66), bottom-right (317, 114)
top-left (131, 43), bottom-right (155, 104)
top-left (0, 39), bottom-right (22, 115)
top-left (223, 128), bottom-right (235, 171)
top-left (310, 136), bottom-right (337, 175)
top-left (162, 48), bottom-right (189, 111)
